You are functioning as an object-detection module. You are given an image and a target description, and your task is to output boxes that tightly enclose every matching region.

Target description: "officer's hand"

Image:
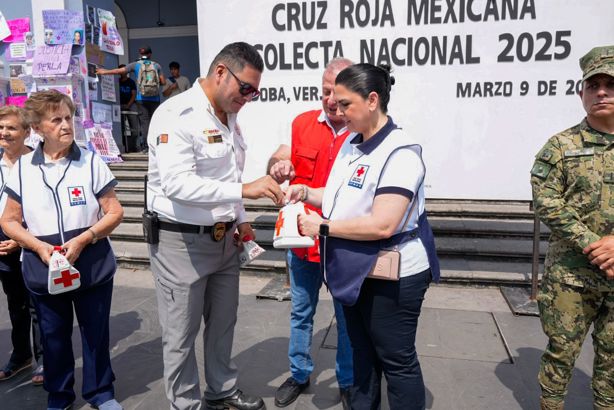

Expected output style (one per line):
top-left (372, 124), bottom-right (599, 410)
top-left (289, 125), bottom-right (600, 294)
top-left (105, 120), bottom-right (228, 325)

top-left (269, 160), bottom-right (295, 183)
top-left (0, 240), bottom-right (19, 255)
top-left (583, 235), bottom-right (614, 270)
top-left (62, 236), bottom-right (89, 265)
top-left (237, 222), bottom-right (255, 243)
top-left (35, 242), bottom-right (54, 266)
top-left (297, 212), bottom-right (323, 238)
top-left (284, 184), bottom-right (305, 204)
top-left (242, 175), bottom-right (284, 205)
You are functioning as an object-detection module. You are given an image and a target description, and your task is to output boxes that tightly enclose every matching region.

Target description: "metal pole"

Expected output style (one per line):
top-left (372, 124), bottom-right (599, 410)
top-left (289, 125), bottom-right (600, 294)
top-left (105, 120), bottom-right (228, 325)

top-left (530, 203), bottom-right (540, 300)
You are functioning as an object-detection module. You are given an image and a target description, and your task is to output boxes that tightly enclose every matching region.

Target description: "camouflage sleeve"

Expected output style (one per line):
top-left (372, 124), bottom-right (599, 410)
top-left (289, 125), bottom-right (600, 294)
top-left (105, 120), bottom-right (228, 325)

top-left (530, 138), bottom-right (601, 251)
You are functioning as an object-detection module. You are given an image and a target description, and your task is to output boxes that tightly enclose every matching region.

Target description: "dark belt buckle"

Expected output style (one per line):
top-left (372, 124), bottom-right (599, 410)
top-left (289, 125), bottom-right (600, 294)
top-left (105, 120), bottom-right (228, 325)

top-left (211, 222), bottom-right (226, 242)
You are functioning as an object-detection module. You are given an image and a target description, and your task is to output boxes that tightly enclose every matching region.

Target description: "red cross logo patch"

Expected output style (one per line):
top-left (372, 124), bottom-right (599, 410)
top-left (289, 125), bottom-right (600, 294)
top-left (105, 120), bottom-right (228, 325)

top-left (348, 164), bottom-right (369, 189)
top-left (68, 186), bottom-right (86, 206)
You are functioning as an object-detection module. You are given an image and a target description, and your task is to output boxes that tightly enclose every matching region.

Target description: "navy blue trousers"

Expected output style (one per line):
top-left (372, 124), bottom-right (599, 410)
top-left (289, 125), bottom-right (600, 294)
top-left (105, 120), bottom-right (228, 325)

top-left (31, 279), bottom-right (116, 409)
top-left (343, 268), bottom-right (431, 410)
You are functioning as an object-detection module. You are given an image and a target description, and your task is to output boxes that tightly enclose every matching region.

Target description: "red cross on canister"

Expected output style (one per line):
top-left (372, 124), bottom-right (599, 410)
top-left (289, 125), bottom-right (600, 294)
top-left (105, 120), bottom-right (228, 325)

top-left (48, 246), bottom-right (81, 294)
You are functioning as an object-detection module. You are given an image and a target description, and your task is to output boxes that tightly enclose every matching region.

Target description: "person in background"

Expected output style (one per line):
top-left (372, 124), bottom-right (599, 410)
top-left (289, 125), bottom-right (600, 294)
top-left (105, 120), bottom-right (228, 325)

top-left (0, 106), bottom-right (44, 386)
top-left (286, 64), bottom-right (440, 410)
top-left (530, 45), bottom-right (614, 410)
top-left (1, 90), bottom-right (124, 410)
top-left (96, 46), bottom-right (166, 152)
top-left (267, 58), bottom-right (354, 409)
top-left (162, 61), bottom-right (191, 99)
top-left (118, 64), bottom-right (138, 153)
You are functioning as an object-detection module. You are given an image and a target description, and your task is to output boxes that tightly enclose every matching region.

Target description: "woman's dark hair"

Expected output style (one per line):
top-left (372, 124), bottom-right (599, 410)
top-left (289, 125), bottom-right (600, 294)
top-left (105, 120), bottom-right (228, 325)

top-left (335, 63), bottom-right (395, 113)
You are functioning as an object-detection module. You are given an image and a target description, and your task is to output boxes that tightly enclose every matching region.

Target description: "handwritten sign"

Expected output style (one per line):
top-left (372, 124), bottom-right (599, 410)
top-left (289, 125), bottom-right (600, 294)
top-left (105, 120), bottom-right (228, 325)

top-left (7, 42), bottom-right (27, 60)
top-left (100, 75), bottom-right (116, 102)
top-left (97, 9), bottom-right (123, 55)
top-left (42, 9), bottom-right (84, 45)
top-left (3, 18), bottom-right (30, 43)
top-left (32, 44), bottom-right (72, 75)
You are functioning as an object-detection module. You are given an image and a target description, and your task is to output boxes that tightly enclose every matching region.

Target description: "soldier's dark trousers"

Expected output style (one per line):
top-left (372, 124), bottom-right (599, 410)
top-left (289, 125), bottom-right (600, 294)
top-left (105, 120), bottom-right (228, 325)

top-left (538, 276), bottom-right (614, 409)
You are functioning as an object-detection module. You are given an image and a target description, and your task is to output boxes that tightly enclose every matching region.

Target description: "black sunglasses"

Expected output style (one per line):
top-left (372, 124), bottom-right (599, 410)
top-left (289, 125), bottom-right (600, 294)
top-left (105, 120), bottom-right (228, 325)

top-left (225, 66), bottom-right (260, 98)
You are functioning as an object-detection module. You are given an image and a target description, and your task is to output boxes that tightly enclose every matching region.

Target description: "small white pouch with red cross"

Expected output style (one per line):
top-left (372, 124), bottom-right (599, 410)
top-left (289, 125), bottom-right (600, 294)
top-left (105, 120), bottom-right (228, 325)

top-left (48, 246), bottom-right (81, 295)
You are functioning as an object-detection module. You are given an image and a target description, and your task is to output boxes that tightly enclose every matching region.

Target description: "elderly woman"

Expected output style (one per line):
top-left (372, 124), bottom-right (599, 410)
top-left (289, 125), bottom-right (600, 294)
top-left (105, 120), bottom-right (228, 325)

top-left (0, 106), bottom-right (44, 385)
top-left (1, 90), bottom-right (124, 410)
top-left (287, 64), bottom-right (440, 410)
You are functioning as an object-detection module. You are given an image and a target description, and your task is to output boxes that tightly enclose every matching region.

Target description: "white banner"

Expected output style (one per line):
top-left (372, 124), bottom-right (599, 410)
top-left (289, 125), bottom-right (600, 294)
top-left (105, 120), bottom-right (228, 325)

top-left (197, 0), bottom-right (614, 200)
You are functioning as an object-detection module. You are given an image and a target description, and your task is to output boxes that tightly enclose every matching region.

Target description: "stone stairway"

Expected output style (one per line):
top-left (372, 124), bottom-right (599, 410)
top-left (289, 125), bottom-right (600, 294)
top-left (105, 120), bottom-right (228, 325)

top-left (109, 154), bottom-right (547, 285)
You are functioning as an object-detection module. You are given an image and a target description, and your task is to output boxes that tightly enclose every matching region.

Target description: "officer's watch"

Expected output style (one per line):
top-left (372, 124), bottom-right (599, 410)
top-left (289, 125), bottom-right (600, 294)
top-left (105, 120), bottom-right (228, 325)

top-left (319, 220), bottom-right (330, 237)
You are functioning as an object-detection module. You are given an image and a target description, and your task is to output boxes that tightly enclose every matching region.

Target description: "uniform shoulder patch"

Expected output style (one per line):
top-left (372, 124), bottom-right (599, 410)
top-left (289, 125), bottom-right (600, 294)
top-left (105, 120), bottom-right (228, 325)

top-left (530, 161), bottom-right (552, 179)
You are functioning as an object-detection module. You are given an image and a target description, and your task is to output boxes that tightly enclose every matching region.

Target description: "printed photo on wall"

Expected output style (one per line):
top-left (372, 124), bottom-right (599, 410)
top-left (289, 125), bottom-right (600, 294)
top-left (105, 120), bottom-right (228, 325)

top-left (73, 29), bottom-right (84, 45)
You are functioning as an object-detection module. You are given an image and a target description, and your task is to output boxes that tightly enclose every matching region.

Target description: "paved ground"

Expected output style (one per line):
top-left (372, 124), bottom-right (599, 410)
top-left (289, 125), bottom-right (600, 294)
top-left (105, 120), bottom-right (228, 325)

top-left (0, 268), bottom-right (596, 410)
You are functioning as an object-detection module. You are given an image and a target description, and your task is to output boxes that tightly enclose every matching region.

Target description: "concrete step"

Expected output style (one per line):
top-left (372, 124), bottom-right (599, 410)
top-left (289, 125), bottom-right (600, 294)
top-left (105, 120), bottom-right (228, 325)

top-left (109, 239), bottom-right (541, 285)
top-left (116, 153), bottom-right (147, 162)
top-left (110, 163), bottom-right (148, 172)
top-left (110, 221), bottom-right (548, 260)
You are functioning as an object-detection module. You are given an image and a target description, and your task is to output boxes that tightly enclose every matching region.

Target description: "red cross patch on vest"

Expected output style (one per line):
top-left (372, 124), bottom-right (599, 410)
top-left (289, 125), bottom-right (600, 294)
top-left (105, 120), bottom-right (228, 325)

top-left (68, 186), bottom-right (86, 206)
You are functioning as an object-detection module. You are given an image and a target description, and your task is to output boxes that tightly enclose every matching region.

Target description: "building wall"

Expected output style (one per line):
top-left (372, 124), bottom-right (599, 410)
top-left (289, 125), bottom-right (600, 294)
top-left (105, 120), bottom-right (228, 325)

top-left (115, 0), bottom-right (200, 88)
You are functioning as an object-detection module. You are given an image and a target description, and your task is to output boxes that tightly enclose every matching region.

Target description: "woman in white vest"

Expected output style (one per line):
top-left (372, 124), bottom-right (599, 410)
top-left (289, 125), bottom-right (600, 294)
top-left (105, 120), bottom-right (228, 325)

top-left (286, 64), bottom-right (440, 410)
top-left (0, 106), bottom-right (44, 385)
top-left (0, 90), bottom-right (124, 410)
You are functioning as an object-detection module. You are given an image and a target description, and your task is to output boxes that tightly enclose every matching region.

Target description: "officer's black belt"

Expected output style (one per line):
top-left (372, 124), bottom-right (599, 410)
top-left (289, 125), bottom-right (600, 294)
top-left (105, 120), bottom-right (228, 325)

top-left (158, 220), bottom-right (236, 234)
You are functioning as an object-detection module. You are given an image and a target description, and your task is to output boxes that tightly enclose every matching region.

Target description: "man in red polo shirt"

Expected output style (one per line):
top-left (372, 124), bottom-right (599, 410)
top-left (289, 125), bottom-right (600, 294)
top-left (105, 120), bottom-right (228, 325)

top-left (267, 58), bottom-right (353, 409)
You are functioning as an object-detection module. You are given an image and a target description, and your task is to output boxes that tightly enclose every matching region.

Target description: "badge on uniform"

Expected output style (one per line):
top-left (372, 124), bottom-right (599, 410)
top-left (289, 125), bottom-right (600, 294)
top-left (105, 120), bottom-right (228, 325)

top-left (157, 134), bottom-right (168, 145)
top-left (211, 222), bottom-right (227, 242)
top-left (203, 129), bottom-right (223, 143)
top-left (348, 164), bottom-right (369, 189)
top-left (68, 186), bottom-right (86, 206)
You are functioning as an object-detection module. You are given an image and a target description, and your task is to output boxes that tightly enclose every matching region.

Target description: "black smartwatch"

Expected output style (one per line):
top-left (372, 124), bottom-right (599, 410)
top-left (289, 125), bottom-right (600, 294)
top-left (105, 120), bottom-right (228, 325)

top-left (319, 220), bottom-right (330, 237)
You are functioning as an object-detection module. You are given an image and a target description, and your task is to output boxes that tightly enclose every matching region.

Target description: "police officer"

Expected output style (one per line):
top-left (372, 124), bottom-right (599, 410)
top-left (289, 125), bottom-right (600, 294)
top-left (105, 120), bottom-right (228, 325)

top-left (146, 42), bottom-right (283, 410)
top-left (530, 45), bottom-right (614, 410)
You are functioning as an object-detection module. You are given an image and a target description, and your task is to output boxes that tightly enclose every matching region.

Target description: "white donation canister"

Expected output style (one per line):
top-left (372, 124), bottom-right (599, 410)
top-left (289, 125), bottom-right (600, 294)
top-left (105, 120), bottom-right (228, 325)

top-left (48, 246), bottom-right (81, 295)
top-left (273, 201), bottom-right (315, 249)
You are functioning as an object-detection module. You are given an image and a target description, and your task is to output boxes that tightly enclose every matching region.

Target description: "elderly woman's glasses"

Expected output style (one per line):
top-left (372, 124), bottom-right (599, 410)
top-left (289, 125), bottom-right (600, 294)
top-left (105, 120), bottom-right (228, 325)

top-left (225, 66), bottom-right (260, 98)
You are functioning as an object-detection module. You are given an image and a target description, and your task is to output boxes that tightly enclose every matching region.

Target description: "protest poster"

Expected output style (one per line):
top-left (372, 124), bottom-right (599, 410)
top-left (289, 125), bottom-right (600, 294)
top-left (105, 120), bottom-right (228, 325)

top-left (42, 9), bottom-right (84, 45)
top-left (9, 78), bottom-right (26, 94)
top-left (24, 31), bottom-right (34, 50)
top-left (88, 78), bottom-right (98, 101)
top-left (6, 43), bottom-right (27, 61)
top-left (9, 64), bottom-right (25, 77)
top-left (86, 43), bottom-right (105, 65)
top-left (0, 12), bottom-right (10, 41)
top-left (32, 44), bottom-right (72, 76)
top-left (84, 120), bottom-right (122, 163)
top-left (6, 96), bottom-right (27, 107)
top-left (97, 9), bottom-right (123, 55)
top-left (91, 101), bottom-right (112, 123)
top-left (100, 75), bottom-right (116, 102)
top-left (3, 18), bottom-right (30, 43)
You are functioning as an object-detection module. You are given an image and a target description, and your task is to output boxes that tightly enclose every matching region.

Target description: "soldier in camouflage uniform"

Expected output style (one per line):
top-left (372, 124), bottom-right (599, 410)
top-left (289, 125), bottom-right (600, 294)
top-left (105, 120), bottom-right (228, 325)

top-left (530, 45), bottom-right (614, 410)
